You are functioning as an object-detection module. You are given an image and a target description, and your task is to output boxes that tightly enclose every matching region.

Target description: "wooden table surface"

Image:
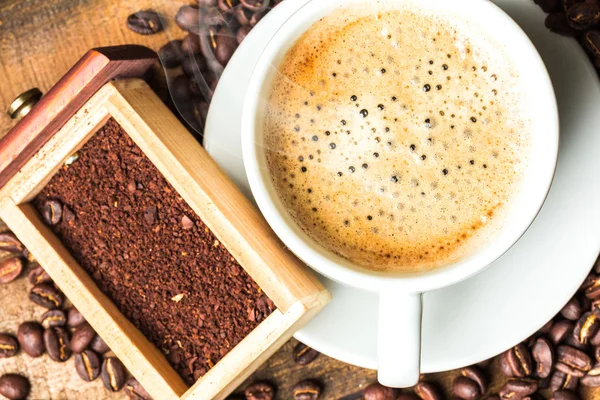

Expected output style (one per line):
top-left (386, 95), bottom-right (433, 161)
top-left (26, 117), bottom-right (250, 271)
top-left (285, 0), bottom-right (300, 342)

top-left (0, 0), bottom-right (598, 399)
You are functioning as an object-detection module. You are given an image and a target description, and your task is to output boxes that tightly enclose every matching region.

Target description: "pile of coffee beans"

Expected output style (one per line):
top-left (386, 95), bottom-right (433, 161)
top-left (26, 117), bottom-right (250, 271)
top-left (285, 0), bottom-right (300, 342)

top-left (0, 222), bottom-right (150, 399)
top-left (125, 0), bottom-right (282, 139)
top-left (537, 0), bottom-right (600, 69)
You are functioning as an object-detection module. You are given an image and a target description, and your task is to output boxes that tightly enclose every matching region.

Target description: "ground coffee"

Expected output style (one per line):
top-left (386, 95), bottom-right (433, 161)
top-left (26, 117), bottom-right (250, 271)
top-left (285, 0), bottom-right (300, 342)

top-left (33, 118), bottom-right (275, 384)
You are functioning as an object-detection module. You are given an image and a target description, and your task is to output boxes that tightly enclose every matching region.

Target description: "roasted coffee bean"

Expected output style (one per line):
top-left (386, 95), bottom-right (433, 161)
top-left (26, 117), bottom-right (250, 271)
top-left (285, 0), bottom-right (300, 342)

top-left (551, 390), bottom-right (580, 400)
top-left (461, 366), bottom-right (487, 394)
top-left (70, 322), bottom-right (96, 353)
top-left (500, 352), bottom-right (514, 376)
top-left (171, 75), bottom-right (194, 103)
top-left (27, 263), bottom-right (52, 285)
top-left (550, 320), bottom-right (575, 344)
top-left (0, 257), bottom-right (22, 284)
top-left (505, 343), bottom-right (534, 377)
top-left (566, 333), bottom-right (590, 352)
top-left (453, 377), bottom-right (482, 400)
top-left (218, 0), bottom-right (239, 12)
top-left (580, 294), bottom-right (592, 310)
top-left (40, 199), bottom-right (62, 225)
top-left (582, 362), bottom-right (600, 387)
top-left (538, 319), bottom-right (554, 335)
top-left (414, 382), bottom-right (442, 400)
top-left (534, 0), bottom-right (561, 13)
top-left (293, 379), bottom-right (321, 400)
top-left (249, 9), bottom-right (266, 27)
top-left (67, 307), bottom-right (86, 328)
top-left (235, 6), bottom-right (253, 26)
top-left (585, 30), bottom-right (600, 57)
top-left (567, 2), bottom-right (600, 30)
top-left (182, 54), bottom-right (207, 77)
top-left (546, 12), bottom-right (579, 36)
top-left (363, 382), bottom-right (397, 400)
top-left (237, 25), bottom-right (252, 44)
top-left (550, 370), bottom-right (579, 391)
top-left (573, 311), bottom-right (600, 345)
top-left (245, 381), bottom-right (275, 400)
top-left (476, 358), bottom-right (492, 370)
top-left (74, 349), bottom-right (101, 382)
top-left (89, 334), bottom-right (110, 354)
top-left (293, 342), bottom-right (319, 365)
top-left (176, 5), bottom-right (201, 32)
top-left (556, 345), bottom-right (592, 376)
top-left (124, 377), bottom-right (152, 400)
top-left (0, 374), bottom-right (30, 400)
top-left (499, 378), bottom-right (538, 399)
top-left (29, 283), bottom-right (64, 309)
top-left (532, 337), bottom-right (554, 378)
top-left (44, 327), bottom-right (71, 362)
top-left (561, 297), bottom-right (583, 320)
top-left (101, 357), bottom-right (127, 391)
top-left (126, 10), bottom-right (163, 35)
top-left (0, 334), bottom-right (19, 358)
top-left (159, 40), bottom-right (185, 68)
top-left (182, 34), bottom-right (202, 55)
top-left (41, 309), bottom-right (67, 329)
top-left (17, 322), bottom-right (44, 357)
top-left (215, 27), bottom-right (238, 66)
top-left (240, 0), bottom-right (266, 12)
top-left (0, 233), bottom-right (23, 254)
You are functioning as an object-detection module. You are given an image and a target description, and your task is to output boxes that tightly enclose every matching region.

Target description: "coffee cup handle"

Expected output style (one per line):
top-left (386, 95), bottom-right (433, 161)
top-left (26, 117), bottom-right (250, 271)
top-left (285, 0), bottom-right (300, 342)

top-left (377, 291), bottom-right (422, 388)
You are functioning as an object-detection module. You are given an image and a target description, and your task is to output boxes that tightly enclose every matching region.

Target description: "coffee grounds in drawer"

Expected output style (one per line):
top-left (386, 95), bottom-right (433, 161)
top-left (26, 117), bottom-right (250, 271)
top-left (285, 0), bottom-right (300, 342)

top-left (33, 118), bottom-right (275, 384)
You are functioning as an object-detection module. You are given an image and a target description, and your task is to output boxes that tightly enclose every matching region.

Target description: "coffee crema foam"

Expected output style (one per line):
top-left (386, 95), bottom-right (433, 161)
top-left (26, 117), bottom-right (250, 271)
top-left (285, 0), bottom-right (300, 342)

top-left (264, 4), bottom-right (530, 273)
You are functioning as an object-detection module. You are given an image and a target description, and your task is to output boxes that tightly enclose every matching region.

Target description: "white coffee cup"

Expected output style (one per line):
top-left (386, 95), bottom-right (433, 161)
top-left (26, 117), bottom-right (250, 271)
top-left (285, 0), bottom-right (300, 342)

top-left (242, 0), bottom-right (559, 387)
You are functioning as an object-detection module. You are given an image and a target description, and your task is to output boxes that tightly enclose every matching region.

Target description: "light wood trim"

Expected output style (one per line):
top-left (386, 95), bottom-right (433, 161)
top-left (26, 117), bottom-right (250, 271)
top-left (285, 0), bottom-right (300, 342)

top-left (183, 289), bottom-right (330, 400)
top-left (104, 79), bottom-right (327, 313)
top-left (0, 201), bottom-right (188, 400)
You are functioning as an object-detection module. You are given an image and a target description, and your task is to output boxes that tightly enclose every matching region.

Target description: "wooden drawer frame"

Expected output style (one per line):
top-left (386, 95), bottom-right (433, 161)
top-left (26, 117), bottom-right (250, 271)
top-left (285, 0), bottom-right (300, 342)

top-left (0, 79), bottom-right (330, 400)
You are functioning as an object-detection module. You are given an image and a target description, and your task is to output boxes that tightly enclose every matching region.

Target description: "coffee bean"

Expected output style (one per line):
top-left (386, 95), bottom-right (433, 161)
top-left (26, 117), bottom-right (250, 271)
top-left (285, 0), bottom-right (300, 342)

top-left (453, 377), bottom-right (481, 400)
top-left (124, 377), bottom-right (152, 400)
top-left (27, 263), bottom-right (52, 285)
top-left (550, 370), bottom-right (579, 391)
top-left (126, 10), bottom-right (163, 35)
top-left (532, 337), bottom-right (554, 378)
top-left (176, 5), bottom-right (201, 32)
top-left (538, 320), bottom-right (554, 335)
top-left (545, 12), bottom-right (579, 36)
top-left (551, 390), bottom-right (581, 400)
top-left (70, 322), bottom-right (96, 353)
top-left (245, 381), bottom-right (275, 400)
top-left (182, 34), bottom-right (202, 55)
top-left (585, 31), bottom-right (600, 57)
top-left (293, 342), bottom-right (319, 365)
top-left (182, 54), bottom-right (207, 77)
top-left (41, 309), bottom-right (67, 329)
top-left (363, 382), bottom-right (397, 400)
top-left (67, 307), bottom-right (86, 328)
top-left (237, 25), bottom-right (252, 44)
top-left (159, 40), bottom-right (185, 68)
top-left (293, 379), bottom-right (321, 400)
top-left (40, 199), bottom-right (62, 225)
top-left (0, 334), bottom-right (19, 358)
top-left (561, 297), bottom-right (583, 320)
top-left (505, 343), bottom-right (534, 377)
top-left (0, 257), bottom-right (22, 284)
top-left (0, 374), bottom-right (30, 400)
top-left (582, 362), bottom-right (600, 387)
top-left (17, 322), bottom-right (44, 357)
top-left (414, 382), bottom-right (442, 400)
top-left (101, 357), bottom-right (127, 391)
top-left (171, 75), bottom-right (194, 103)
top-left (44, 327), bottom-right (71, 362)
top-left (556, 345), bottom-right (592, 377)
top-left (573, 311), bottom-right (600, 345)
top-left (461, 366), bottom-right (487, 394)
top-left (499, 378), bottom-right (538, 399)
top-left (567, 2), bottom-right (600, 30)
top-left (0, 233), bottom-right (23, 254)
top-left (74, 349), bottom-right (101, 382)
top-left (534, 0), bottom-right (561, 13)
top-left (240, 0), bottom-right (266, 12)
top-left (550, 320), bottom-right (575, 344)
top-left (500, 352), bottom-right (514, 377)
top-left (29, 283), bottom-right (64, 309)
top-left (215, 27), bottom-right (238, 66)
top-left (218, 0), bottom-right (239, 12)
top-left (89, 334), bottom-right (110, 354)
top-left (235, 7), bottom-right (253, 26)
top-left (249, 9), bottom-right (266, 27)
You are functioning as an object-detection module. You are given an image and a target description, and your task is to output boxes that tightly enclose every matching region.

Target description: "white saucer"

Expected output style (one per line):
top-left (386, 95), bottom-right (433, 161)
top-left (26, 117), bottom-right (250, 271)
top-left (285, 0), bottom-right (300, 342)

top-left (204, 0), bottom-right (600, 372)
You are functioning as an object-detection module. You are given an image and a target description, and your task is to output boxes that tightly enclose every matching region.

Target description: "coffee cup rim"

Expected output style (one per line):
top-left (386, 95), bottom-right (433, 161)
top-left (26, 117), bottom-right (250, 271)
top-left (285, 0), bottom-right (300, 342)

top-left (242, 0), bottom-right (559, 293)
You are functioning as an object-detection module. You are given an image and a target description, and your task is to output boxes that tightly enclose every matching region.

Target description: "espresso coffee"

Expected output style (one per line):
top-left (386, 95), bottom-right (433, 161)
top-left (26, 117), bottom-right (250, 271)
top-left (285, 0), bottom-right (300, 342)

top-left (263, 3), bottom-right (530, 273)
